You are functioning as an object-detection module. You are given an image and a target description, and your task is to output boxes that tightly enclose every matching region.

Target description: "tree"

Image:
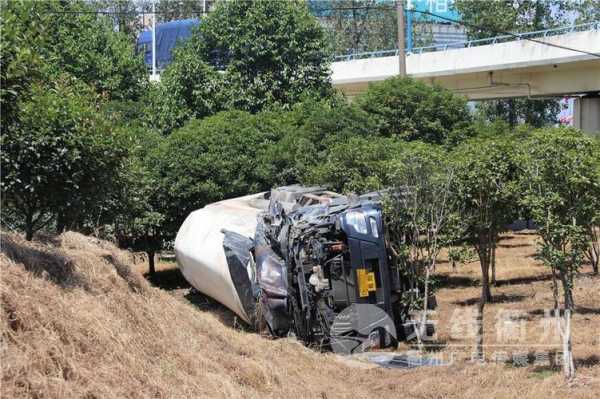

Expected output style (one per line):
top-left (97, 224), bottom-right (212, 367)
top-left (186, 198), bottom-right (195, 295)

top-left (93, 101), bottom-right (169, 275)
top-left (1, 0), bottom-right (147, 105)
top-left (156, 0), bottom-right (213, 22)
top-left (0, 79), bottom-right (127, 240)
top-left (0, 0), bottom-right (45, 130)
top-left (454, 136), bottom-right (519, 302)
top-left (448, 245), bottom-right (476, 271)
top-left (39, 0), bottom-right (147, 100)
top-left (110, 125), bottom-right (167, 276)
top-left (475, 99), bottom-right (559, 128)
top-left (311, 0), bottom-right (433, 55)
top-left (148, 110), bottom-right (284, 236)
top-left (143, 95), bottom-right (386, 243)
top-left (1, 0), bottom-right (149, 240)
top-left (257, 95), bottom-right (383, 186)
top-left (167, 0), bottom-right (333, 115)
top-left (314, 0), bottom-right (397, 55)
top-left (571, 0), bottom-right (600, 24)
top-left (146, 48), bottom-right (223, 134)
top-left (90, 0), bottom-right (146, 38)
top-left (453, 136), bottom-right (519, 360)
top-left (519, 128), bottom-right (600, 379)
top-left (306, 135), bottom-right (402, 193)
top-left (355, 77), bottom-right (472, 144)
top-left (454, 0), bottom-right (565, 40)
top-left (385, 143), bottom-right (459, 349)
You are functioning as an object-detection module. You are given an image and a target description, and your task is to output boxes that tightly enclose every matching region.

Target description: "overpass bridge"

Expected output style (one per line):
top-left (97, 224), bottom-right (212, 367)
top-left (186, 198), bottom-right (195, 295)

top-left (331, 22), bottom-right (600, 133)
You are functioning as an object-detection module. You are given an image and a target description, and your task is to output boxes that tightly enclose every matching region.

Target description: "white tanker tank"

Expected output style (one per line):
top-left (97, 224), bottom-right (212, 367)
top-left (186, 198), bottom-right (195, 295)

top-left (174, 192), bottom-right (269, 323)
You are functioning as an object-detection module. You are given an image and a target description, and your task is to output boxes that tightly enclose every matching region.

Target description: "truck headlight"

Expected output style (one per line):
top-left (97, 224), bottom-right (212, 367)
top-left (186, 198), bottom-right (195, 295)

top-left (345, 211), bottom-right (368, 234)
top-left (369, 217), bottom-right (379, 238)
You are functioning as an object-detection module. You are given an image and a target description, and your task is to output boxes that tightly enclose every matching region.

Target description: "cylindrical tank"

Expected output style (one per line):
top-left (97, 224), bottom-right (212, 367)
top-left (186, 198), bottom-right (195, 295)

top-left (174, 192), bottom-right (268, 323)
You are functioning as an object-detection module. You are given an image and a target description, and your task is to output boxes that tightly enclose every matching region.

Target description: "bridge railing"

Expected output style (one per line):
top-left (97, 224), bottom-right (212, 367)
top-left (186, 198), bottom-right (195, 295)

top-left (333, 21), bottom-right (600, 62)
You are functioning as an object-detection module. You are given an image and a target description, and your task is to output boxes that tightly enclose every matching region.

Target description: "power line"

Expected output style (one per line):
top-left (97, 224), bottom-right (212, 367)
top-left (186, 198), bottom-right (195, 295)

top-left (45, 10), bottom-right (212, 15)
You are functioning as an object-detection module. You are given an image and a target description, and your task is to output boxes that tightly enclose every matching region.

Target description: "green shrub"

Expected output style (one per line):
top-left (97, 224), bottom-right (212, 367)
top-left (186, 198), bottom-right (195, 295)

top-left (306, 136), bottom-right (403, 193)
top-left (355, 77), bottom-right (472, 144)
top-left (149, 110), bottom-right (285, 233)
top-left (1, 78), bottom-right (128, 239)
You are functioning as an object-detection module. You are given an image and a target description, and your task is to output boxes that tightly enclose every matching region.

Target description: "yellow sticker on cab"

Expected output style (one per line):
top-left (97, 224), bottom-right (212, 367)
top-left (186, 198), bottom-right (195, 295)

top-left (357, 268), bottom-right (377, 297)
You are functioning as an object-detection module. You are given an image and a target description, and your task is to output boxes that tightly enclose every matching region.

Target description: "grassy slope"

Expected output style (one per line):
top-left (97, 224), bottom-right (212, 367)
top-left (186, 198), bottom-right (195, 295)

top-left (1, 231), bottom-right (598, 398)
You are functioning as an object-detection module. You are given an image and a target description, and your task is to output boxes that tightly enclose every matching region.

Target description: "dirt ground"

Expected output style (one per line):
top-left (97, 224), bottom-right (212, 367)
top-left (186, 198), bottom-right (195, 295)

top-left (134, 232), bottom-right (600, 397)
top-left (413, 233), bottom-right (600, 372)
top-left (3, 231), bottom-right (599, 398)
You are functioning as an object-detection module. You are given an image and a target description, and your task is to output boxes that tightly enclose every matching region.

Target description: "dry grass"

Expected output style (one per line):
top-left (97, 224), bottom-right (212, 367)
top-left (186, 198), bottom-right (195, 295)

top-left (1, 231), bottom-right (599, 398)
top-left (412, 233), bottom-right (600, 395)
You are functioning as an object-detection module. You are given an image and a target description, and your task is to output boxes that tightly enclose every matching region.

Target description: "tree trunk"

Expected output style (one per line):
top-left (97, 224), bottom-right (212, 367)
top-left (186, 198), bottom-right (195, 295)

top-left (56, 212), bottom-right (66, 234)
top-left (551, 267), bottom-right (559, 311)
top-left (475, 297), bottom-right (485, 362)
top-left (559, 274), bottom-right (574, 311)
top-left (475, 240), bottom-right (490, 361)
top-left (557, 270), bottom-right (575, 379)
top-left (147, 251), bottom-right (156, 276)
top-left (25, 211), bottom-right (34, 241)
top-left (25, 226), bottom-right (33, 241)
top-left (475, 235), bottom-right (493, 303)
top-left (416, 264), bottom-right (432, 351)
top-left (588, 226), bottom-right (599, 275)
top-left (491, 242), bottom-right (497, 286)
top-left (479, 244), bottom-right (492, 303)
top-left (562, 309), bottom-right (575, 379)
top-left (481, 263), bottom-right (491, 302)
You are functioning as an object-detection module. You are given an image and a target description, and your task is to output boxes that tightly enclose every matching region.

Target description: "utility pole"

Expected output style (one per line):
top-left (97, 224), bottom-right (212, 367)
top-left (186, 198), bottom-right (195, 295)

top-left (203, 0), bottom-right (207, 17)
top-left (397, 0), bottom-right (406, 77)
top-left (151, 0), bottom-right (157, 80)
top-left (406, 3), bottom-right (413, 52)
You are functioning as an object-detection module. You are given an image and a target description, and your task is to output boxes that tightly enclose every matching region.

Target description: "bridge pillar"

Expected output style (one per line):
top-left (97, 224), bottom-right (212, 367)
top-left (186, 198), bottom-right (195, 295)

top-left (573, 96), bottom-right (600, 135)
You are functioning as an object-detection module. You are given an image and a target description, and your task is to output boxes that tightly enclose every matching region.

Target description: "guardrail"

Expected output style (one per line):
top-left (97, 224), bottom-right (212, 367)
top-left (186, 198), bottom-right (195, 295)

top-left (334, 21), bottom-right (600, 62)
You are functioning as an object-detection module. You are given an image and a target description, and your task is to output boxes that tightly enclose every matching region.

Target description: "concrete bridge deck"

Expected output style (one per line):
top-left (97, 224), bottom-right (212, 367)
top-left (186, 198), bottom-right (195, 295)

top-left (331, 29), bottom-right (600, 100)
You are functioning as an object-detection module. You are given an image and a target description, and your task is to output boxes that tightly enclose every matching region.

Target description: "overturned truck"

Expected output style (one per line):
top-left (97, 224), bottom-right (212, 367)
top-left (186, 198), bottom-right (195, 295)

top-left (175, 186), bottom-right (433, 350)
